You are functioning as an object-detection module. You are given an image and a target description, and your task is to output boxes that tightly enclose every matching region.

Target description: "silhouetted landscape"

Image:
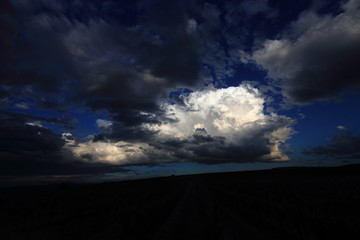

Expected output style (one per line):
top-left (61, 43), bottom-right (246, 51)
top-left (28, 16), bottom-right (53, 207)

top-left (1, 164), bottom-right (360, 239)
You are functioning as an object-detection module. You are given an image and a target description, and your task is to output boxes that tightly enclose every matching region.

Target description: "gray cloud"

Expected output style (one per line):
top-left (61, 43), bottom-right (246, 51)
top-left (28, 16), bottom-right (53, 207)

top-left (1, 0), bottom-right (203, 115)
top-left (303, 129), bottom-right (360, 160)
top-left (240, 0), bottom-right (271, 17)
top-left (0, 111), bottom-right (65, 175)
top-left (0, 110), bottom-right (77, 130)
top-left (62, 0), bottom-right (206, 135)
top-left (154, 116), bottom-right (294, 164)
top-left (251, 0), bottom-right (360, 103)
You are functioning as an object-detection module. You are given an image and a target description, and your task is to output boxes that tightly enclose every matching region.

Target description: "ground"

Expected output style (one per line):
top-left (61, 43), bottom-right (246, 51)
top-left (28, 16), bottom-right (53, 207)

top-left (1, 165), bottom-right (360, 239)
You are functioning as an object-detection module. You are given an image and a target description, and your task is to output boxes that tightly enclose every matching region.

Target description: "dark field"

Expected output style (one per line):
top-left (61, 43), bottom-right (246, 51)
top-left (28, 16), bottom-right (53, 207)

top-left (1, 165), bottom-right (360, 239)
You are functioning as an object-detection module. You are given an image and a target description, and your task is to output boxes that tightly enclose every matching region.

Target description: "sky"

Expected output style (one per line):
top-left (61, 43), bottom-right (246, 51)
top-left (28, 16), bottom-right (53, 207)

top-left (1, 0), bottom-right (360, 186)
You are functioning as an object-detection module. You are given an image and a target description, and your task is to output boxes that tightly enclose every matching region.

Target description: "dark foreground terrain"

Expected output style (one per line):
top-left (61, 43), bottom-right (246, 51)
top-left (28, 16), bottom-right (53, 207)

top-left (1, 165), bottom-right (360, 239)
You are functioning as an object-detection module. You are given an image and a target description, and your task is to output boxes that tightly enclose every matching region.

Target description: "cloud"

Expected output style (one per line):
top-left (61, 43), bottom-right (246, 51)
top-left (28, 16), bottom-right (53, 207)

top-left (62, 133), bottom-right (168, 166)
top-left (0, 0), bottom-right (301, 176)
top-left (96, 119), bottom-right (112, 131)
top-left (15, 102), bottom-right (29, 109)
top-left (0, 110), bottom-right (130, 176)
top-left (0, 0), bottom-right (78, 118)
top-left (25, 121), bottom-right (44, 128)
top-left (251, 0), bottom-right (360, 103)
top-left (0, 110), bottom-right (77, 129)
top-left (0, 0), bottom-right (283, 126)
top-left (65, 84), bottom-right (295, 165)
top-left (149, 83), bottom-right (295, 163)
top-left (196, 3), bottom-right (233, 83)
top-left (0, 111), bottom-right (98, 176)
top-left (66, 3), bottom-right (202, 88)
top-left (58, 0), bottom-right (209, 135)
top-left (240, 0), bottom-right (270, 17)
top-left (336, 125), bottom-right (347, 130)
top-left (303, 129), bottom-right (360, 160)
top-left (0, 0), bottom-right (204, 119)
top-left (0, 111), bottom-right (65, 175)
top-left (150, 84), bottom-right (267, 138)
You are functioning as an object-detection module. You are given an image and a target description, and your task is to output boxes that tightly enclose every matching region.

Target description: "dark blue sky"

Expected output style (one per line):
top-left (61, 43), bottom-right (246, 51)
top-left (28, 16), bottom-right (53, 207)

top-left (1, 0), bottom-right (360, 186)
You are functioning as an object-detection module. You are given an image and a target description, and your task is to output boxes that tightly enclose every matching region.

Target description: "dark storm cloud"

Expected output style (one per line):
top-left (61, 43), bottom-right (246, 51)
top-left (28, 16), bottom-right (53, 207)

top-left (0, 0), bottom-right (205, 139)
top-left (192, 128), bottom-right (216, 144)
top-left (303, 129), bottom-right (360, 160)
top-left (0, 110), bottom-right (129, 176)
top-left (0, 0), bottom-right (76, 91)
top-left (137, 0), bottom-right (202, 84)
top-left (251, 0), bottom-right (360, 103)
top-left (150, 133), bottom-right (269, 164)
top-left (144, 116), bottom-right (295, 164)
top-left (0, 111), bottom-right (65, 175)
top-left (196, 2), bottom-right (230, 82)
top-left (0, 110), bottom-right (77, 130)
top-left (187, 117), bottom-right (294, 164)
top-left (99, 124), bottom-right (159, 142)
top-left (62, 0), bottom-right (205, 135)
top-left (0, 0), bottom-right (16, 69)
top-left (239, 0), bottom-right (271, 16)
top-left (189, 141), bottom-right (269, 164)
top-left (0, 0), bottom-right (80, 128)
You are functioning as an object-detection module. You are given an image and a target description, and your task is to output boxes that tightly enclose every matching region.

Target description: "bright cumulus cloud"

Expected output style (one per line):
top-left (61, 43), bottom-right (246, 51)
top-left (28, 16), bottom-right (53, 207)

top-left (62, 133), bottom-right (168, 165)
top-left (63, 84), bottom-right (295, 165)
top-left (149, 84), bottom-right (266, 139)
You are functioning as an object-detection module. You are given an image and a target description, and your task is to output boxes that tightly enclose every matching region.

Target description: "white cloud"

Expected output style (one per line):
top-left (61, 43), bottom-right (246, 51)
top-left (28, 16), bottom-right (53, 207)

top-left (96, 119), bottom-right (113, 130)
top-left (64, 84), bottom-right (295, 165)
top-left (336, 125), bottom-right (346, 130)
top-left (148, 84), bottom-right (266, 139)
top-left (70, 141), bottom-right (146, 164)
top-left (186, 19), bottom-right (197, 34)
top-left (146, 83), bottom-right (295, 161)
top-left (15, 102), bottom-right (29, 109)
top-left (62, 133), bottom-right (170, 165)
top-left (62, 133), bottom-right (76, 145)
top-left (25, 121), bottom-right (44, 128)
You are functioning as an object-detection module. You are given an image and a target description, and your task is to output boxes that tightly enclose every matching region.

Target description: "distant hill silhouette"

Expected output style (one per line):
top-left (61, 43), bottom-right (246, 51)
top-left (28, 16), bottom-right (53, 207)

top-left (1, 164), bottom-right (360, 239)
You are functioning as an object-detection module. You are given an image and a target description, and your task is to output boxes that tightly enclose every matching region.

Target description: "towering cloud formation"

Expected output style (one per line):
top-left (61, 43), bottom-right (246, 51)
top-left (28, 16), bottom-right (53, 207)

top-left (154, 84), bottom-right (265, 138)
top-left (64, 84), bottom-right (295, 165)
